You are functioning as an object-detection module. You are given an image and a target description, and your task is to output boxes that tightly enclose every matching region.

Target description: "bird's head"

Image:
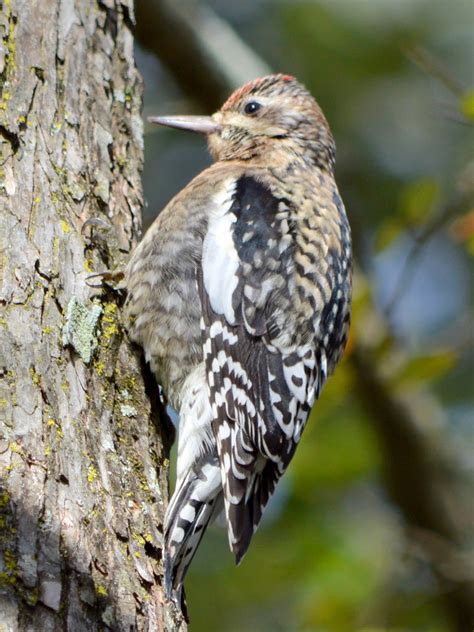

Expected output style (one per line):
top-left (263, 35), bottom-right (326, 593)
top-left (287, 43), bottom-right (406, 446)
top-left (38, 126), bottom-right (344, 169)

top-left (149, 74), bottom-right (335, 170)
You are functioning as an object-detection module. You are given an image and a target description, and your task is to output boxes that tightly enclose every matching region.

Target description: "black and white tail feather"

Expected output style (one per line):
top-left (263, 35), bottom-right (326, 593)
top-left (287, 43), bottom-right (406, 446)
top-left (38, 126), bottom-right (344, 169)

top-left (164, 453), bottom-right (223, 610)
top-left (164, 365), bottom-right (223, 609)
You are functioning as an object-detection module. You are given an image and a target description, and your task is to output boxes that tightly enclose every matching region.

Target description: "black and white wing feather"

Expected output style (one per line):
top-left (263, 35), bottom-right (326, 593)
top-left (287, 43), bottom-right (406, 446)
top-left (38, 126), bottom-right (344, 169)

top-left (199, 175), bottom-right (326, 562)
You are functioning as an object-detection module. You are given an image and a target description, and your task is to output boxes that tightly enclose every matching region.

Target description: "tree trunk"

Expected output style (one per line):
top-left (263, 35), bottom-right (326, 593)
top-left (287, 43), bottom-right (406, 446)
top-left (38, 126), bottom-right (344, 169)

top-left (0, 1), bottom-right (183, 629)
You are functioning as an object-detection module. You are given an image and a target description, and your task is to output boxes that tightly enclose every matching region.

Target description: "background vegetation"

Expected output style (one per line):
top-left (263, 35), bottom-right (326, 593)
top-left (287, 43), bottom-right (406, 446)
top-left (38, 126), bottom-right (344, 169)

top-left (135, 1), bottom-right (473, 630)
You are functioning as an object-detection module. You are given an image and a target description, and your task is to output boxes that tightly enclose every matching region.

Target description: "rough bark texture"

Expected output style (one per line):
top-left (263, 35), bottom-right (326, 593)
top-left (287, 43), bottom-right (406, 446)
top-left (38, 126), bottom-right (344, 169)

top-left (0, 0), bottom-right (184, 629)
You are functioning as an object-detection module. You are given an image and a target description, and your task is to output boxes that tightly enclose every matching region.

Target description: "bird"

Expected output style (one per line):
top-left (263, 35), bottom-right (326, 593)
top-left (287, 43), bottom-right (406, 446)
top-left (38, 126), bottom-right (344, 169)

top-left (124, 74), bottom-right (352, 611)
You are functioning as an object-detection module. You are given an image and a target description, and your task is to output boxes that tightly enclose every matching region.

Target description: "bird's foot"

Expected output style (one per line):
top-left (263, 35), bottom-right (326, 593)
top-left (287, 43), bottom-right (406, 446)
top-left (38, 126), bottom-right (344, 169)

top-left (85, 269), bottom-right (125, 289)
top-left (81, 216), bottom-right (112, 236)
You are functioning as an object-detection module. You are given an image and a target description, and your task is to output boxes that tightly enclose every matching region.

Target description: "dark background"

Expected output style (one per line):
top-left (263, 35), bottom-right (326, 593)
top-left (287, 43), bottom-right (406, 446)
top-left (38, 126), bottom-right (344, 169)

top-left (134, 1), bottom-right (473, 630)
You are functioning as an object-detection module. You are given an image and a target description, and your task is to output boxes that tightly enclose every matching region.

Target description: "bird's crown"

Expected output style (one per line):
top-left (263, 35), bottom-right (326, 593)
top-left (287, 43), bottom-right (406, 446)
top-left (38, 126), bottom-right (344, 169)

top-left (221, 74), bottom-right (302, 110)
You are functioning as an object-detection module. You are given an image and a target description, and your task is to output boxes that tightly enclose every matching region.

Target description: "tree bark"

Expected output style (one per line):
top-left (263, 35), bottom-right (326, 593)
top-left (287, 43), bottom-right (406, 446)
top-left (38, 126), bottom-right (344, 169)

top-left (0, 1), bottom-right (183, 630)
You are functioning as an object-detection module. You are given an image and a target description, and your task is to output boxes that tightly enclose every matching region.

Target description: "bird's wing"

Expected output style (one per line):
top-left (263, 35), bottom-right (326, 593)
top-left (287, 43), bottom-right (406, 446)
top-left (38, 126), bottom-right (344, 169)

top-left (199, 174), bottom-right (327, 561)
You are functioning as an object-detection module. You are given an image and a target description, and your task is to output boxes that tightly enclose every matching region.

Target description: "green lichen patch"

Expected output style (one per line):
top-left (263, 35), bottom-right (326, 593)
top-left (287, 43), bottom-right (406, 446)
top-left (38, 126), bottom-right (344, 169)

top-left (95, 583), bottom-right (107, 597)
top-left (46, 418), bottom-right (64, 441)
top-left (92, 301), bottom-right (122, 378)
top-left (62, 297), bottom-right (102, 364)
top-left (0, 488), bottom-right (17, 587)
top-left (0, 0), bottom-right (17, 124)
top-left (120, 403), bottom-right (137, 418)
top-left (101, 302), bottom-right (119, 340)
top-left (59, 218), bottom-right (71, 234)
top-left (87, 464), bottom-right (98, 485)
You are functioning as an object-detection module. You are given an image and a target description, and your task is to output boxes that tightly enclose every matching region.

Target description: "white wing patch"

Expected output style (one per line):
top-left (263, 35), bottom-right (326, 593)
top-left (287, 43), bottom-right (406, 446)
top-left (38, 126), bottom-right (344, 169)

top-left (202, 180), bottom-right (239, 323)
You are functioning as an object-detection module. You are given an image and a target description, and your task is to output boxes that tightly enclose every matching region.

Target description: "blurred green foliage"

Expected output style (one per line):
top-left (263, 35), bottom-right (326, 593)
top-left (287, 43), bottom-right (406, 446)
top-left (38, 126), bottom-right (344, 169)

top-left (138, 1), bottom-right (473, 629)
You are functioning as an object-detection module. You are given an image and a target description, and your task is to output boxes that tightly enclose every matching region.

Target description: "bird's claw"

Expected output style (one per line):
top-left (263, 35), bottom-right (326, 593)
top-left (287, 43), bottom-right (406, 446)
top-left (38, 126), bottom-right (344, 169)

top-left (85, 269), bottom-right (125, 289)
top-left (81, 216), bottom-right (112, 236)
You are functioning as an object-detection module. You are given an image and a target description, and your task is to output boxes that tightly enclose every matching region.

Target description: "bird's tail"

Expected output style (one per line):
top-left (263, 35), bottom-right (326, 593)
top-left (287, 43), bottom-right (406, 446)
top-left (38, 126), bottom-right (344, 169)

top-left (164, 454), bottom-right (223, 605)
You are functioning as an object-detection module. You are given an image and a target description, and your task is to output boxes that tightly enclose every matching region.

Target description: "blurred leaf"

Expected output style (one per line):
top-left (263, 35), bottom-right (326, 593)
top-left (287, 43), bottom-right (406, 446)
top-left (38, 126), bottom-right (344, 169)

top-left (466, 234), bottom-right (474, 256)
top-left (375, 218), bottom-right (404, 251)
top-left (292, 388), bottom-right (380, 493)
top-left (449, 210), bottom-right (474, 255)
top-left (375, 179), bottom-right (440, 251)
top-left (393, 351), bottom-right (457, 387)
top-left (460, 91), bottom-right (474, 121)
top-left (398, 178), bottom-right (439, 225)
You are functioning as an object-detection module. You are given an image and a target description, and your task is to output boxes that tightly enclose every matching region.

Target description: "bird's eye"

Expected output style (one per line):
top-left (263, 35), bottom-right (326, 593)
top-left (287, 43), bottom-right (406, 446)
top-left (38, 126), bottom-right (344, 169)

top-left (244, 101), bottom-right (261, 115)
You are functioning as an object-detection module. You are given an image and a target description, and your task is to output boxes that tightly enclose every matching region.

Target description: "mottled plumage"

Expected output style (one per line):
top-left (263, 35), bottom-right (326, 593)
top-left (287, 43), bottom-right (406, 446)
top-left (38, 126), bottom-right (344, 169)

top-left (124, 74), bottom-right (352, 609)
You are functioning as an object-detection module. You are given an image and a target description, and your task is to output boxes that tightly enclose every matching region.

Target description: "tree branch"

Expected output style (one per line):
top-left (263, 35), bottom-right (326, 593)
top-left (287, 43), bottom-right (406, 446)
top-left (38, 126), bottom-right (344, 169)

top-left (384, 187), bottom-right (473, 317)
top-left (350, 347), bottom-right (474, 631)
top-left (135, 0), bottom-right (271, 111)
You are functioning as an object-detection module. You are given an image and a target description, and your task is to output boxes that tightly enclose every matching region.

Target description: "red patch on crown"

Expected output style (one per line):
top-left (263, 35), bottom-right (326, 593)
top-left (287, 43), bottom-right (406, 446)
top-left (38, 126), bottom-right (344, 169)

top-left (222, 77), bottom-right (266, 110)
top-left (221, 74), bottom-right (297, 110)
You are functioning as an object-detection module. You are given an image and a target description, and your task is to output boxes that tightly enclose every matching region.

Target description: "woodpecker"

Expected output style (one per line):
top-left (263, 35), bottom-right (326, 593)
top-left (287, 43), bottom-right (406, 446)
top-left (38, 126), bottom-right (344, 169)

top-left (124, 74), bottom-right (352, 608)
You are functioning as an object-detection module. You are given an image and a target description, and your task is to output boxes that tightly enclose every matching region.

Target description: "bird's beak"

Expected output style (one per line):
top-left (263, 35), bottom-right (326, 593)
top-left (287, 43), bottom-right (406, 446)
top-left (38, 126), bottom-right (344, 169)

top-left (147, 115), bottom-right (221, 135)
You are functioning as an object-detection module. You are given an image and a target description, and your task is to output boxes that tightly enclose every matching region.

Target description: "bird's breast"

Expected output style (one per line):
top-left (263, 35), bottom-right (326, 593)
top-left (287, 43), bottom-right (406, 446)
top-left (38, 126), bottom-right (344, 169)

top-left (124, 222), bottom-right (204, 409)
